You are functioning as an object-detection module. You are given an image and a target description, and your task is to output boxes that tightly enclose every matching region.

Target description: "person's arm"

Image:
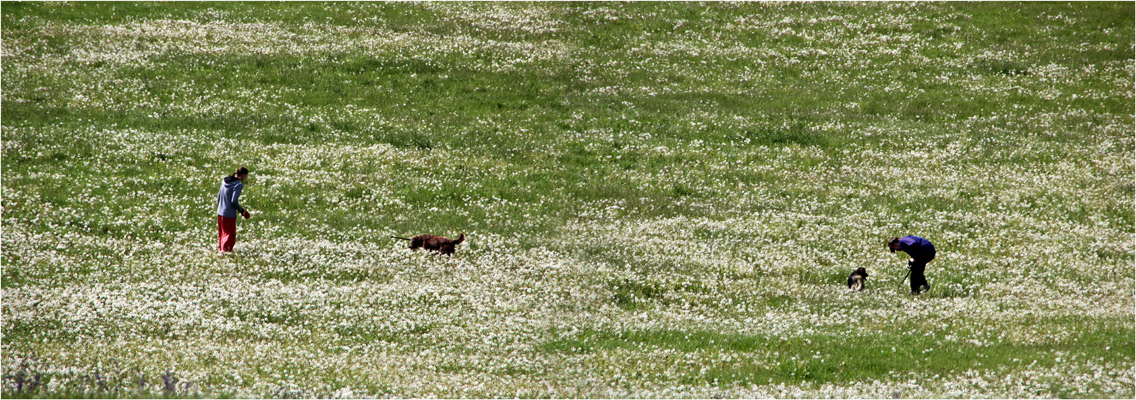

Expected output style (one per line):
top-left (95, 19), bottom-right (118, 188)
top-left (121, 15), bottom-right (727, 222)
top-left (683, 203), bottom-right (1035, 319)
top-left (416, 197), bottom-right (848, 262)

top-left (231, 183), bottom-right (249, 218)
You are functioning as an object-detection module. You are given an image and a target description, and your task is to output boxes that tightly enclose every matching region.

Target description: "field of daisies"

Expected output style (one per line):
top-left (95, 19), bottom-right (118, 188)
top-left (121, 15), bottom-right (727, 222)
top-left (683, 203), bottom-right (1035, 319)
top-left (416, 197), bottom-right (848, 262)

top-left (2, 2), bottom-right (1133, 398)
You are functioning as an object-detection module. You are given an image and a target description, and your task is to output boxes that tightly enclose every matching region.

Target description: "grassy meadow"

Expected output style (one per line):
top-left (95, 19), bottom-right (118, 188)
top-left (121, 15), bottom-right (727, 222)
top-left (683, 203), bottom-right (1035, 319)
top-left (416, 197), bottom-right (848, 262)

top-left (2, 1), bottom-right (1133, 398)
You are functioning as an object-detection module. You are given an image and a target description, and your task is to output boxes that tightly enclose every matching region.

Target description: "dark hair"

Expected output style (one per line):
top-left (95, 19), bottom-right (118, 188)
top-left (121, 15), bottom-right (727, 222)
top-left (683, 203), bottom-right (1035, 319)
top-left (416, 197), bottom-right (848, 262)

top-left (235, 167), bottom-right (249, 177)
top-left (887, 237), bottom-right (900, 253)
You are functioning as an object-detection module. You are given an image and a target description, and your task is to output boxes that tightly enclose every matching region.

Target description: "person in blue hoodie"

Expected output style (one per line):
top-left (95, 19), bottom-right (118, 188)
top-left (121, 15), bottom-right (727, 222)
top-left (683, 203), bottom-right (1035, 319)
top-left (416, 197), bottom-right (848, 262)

top-left (888, 235), bottom-right (935, 295)
top-left (217, 167), bottom-right (251, 252)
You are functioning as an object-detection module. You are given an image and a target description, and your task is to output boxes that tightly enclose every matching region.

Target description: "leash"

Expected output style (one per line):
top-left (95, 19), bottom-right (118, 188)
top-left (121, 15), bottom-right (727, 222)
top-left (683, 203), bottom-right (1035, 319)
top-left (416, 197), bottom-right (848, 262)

top-left (896, 268), bottom-right (911, 291)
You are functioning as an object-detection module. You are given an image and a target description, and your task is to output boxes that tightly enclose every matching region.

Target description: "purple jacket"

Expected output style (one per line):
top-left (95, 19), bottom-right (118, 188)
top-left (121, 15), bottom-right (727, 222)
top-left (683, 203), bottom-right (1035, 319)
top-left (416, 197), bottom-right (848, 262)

top-left (898, 236), bottom-right (935, 261)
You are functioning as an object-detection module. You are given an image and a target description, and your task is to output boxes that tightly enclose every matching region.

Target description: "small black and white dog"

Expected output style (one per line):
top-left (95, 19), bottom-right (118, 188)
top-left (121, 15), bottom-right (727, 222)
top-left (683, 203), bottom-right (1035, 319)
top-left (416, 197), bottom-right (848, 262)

top-left (847, 267), bottom-right (869, 291)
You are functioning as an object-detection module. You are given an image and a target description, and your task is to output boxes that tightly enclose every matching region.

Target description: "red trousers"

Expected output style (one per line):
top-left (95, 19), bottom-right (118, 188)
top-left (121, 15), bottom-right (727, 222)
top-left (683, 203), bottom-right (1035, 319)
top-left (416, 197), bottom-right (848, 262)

top-left (218, 215), bottom-right (237, 252)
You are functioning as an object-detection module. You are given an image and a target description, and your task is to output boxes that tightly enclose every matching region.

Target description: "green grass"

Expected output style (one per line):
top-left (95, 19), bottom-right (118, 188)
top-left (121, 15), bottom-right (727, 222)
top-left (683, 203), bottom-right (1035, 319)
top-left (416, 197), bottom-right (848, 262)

top-left (2, 1), bottom-right (1133, 398)
top-left (543, 321), bottom-right (1134, 387)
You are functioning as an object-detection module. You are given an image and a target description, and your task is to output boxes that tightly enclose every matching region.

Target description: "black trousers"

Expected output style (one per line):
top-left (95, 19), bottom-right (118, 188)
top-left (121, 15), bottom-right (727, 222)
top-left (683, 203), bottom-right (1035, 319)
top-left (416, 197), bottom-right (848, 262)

top-left (909, 251), bottom-right (935, 293)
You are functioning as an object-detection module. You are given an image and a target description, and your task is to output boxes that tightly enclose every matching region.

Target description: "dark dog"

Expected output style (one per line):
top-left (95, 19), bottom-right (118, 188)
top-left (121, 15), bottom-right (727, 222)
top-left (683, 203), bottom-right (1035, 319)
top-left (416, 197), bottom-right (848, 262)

top-left (392, 233), bottom-right (465, 256)
top-left (847, 267), bottom-right (869, 291)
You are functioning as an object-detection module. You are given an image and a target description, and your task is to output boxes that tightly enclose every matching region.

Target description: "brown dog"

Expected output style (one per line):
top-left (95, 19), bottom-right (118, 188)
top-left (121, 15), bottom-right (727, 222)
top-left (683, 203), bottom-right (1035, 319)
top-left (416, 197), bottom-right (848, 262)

top-left (392, 233), bottom-right (465, 256)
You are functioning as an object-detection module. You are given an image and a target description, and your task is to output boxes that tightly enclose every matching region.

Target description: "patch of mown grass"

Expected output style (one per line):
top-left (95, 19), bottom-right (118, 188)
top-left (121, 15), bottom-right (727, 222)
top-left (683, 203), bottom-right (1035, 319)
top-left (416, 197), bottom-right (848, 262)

top-left (544, 322), bottom-right (1134, 388)
top-left (95, 51), bottom-right (576, 150)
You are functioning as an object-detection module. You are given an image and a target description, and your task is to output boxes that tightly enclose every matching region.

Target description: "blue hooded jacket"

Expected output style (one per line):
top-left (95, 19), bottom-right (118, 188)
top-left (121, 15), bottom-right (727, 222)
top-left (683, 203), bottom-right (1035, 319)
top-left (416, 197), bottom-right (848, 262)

top-left (898, 235), bottom-right (935, 261)
top-left (216, 175), bottom-right (246, 218)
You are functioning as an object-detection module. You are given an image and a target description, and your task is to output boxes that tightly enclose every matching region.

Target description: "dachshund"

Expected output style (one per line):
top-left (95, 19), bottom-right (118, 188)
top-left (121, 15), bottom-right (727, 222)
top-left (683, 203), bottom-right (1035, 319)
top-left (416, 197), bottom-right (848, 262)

top-left (392, 233), bottom-right (465, 256)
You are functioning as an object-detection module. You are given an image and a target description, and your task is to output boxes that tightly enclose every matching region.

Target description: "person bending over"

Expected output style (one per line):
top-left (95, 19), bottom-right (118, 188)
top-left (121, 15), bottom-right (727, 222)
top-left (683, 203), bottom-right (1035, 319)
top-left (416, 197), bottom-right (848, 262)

top-left (888, 235), bottom-right (935, 295)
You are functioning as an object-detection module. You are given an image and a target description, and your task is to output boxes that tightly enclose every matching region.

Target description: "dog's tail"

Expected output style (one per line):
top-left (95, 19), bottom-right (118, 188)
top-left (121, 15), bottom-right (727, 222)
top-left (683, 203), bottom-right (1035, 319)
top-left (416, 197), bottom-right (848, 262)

top-left (453, 233), bottom-right (465, 244)
top-left (391, 236), bottom-right (412, 241)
